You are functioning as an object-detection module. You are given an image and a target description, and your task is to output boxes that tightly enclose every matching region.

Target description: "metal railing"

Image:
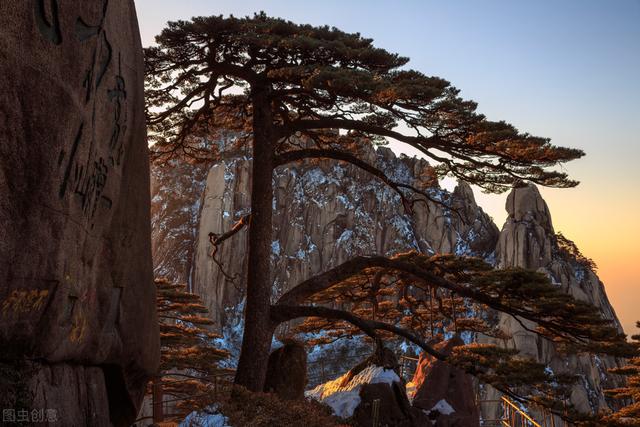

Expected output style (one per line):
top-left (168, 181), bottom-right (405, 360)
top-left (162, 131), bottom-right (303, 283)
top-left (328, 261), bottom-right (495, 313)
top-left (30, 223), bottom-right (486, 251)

top-left (478, 396), bottom-right (569, 427)
top-left (399, 355), bottom-right (420, 380)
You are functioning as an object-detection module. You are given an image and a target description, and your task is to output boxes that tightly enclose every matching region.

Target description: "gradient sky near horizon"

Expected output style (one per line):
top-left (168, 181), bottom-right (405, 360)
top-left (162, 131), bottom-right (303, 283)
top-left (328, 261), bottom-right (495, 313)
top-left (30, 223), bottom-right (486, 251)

top-left (135, 0), bottom-right (640, 335)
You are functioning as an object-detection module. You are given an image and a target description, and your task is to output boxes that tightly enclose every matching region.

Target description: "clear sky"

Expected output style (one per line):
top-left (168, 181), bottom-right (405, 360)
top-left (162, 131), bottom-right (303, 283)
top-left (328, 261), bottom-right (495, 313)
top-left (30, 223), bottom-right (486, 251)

top-left (134, 0), bottom-right (640, 335)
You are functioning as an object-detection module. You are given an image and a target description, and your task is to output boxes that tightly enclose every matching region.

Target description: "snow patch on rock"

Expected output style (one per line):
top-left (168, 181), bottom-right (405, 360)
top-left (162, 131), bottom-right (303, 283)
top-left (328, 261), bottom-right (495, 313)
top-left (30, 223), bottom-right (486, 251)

top-left (306, 365), bottom-right (401, 418)
top-left (180, 406), bottom-right (231, 427)
top-left (425, 399), bottom-right (455, 416)
top-left (213, 300), bottom-right (245, 369)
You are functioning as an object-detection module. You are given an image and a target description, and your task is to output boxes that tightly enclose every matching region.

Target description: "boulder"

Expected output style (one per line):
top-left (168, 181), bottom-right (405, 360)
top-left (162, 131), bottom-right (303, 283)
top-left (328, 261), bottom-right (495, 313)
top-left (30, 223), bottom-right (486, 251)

top-left (342, 345), bottom-right (401, 387)
top-left (410, 337), bottom-right (479, 427)
top-left (307, 348), bottom-right (430, 426)
top-left (264, 340), bottom-right (307, 400)
top-left (353, 380), bottom-right (424, 427)
top-left (0, 1), bottom-right (158, 425)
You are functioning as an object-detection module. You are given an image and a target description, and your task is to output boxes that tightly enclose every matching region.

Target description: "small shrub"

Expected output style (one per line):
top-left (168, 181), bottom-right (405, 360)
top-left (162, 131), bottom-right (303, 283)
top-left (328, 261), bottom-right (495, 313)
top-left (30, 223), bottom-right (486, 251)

top-left (219, 386), bottom-right (347, 427)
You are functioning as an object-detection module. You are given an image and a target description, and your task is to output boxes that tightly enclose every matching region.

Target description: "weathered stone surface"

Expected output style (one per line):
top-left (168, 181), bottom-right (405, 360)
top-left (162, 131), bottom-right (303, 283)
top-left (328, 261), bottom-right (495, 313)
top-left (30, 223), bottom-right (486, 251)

top-left (411, 337), bottom-right (480, 427)
top-left (31, 363), bottom-right (111, 427)
top-left (451, 181), bottom-right (501, 256)
top-left (264, 340), bottom-right (308, 400)
top-left (496, 184), bottom-right (554, 269)
top-left (0, 1), bottom-right (158, 425)
top-left (151, 157), bottom-right (211, 286)
top-left (479, 183), bottom-right (625, 422)
top-left (151, 144), bottom-right (497, 330)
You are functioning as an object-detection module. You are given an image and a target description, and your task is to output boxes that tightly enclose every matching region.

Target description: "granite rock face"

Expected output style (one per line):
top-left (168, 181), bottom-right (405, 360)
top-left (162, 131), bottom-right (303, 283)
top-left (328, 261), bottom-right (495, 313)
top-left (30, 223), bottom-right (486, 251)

top-left (151, 143), bottom-right (498, 329)
top-left (0, 1), bottom-right (158, 425)
top-left (151, 157), bottom-right (211, 286)
top-left (479, 183), bottom-right (624, 422)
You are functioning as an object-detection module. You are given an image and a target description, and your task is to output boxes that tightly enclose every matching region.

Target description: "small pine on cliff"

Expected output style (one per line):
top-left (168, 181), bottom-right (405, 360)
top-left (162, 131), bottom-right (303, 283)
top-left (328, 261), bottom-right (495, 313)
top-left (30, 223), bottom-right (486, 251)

top-left (150, 278), bottom-right (231, 422)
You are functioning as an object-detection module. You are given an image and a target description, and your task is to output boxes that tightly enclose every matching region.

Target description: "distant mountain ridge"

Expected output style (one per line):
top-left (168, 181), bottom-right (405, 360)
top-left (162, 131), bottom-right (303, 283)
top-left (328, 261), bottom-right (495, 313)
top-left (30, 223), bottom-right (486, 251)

top-left (150, 139), bottom-right (624, 420)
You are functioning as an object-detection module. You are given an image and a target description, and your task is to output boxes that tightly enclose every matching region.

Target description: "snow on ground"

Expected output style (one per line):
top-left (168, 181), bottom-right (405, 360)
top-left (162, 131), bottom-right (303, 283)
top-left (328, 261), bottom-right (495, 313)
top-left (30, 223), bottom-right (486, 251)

top-left (306, 364), bottom-right (401, 418)
top-left (180, 406), bottom-right (231, 427)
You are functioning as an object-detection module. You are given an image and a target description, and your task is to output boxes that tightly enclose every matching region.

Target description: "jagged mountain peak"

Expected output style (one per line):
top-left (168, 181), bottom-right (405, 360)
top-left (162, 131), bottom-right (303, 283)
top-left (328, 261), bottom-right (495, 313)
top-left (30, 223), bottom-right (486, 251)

top-left (484, 184), bottom-right (624, 420)
top-left (506, 182), bottom-right (554, 231)
top-left (452, 180), bottom-right (476, 205)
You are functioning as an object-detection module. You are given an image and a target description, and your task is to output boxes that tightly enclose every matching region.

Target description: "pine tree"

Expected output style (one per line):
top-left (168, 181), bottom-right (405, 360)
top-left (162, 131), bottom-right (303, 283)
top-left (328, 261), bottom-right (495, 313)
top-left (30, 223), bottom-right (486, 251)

top-left (602, 322), bottom-right (640, 426)
top-left (145, 13), bottom-right (611, 399)
top-left (281, 252), bottom-right (634, 422)
top-left (151, 278), bottom-right (231, 422)
top-left (294, 260), bottom-right (499, 347)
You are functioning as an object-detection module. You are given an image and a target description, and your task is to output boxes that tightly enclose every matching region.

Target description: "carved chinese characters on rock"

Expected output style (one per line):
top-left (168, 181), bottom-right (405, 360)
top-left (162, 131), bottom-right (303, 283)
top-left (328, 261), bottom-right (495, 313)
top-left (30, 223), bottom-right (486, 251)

top-left (27, 0), bottom-right (130, 347)
top-left (36, 0), bottom-right (128, 230)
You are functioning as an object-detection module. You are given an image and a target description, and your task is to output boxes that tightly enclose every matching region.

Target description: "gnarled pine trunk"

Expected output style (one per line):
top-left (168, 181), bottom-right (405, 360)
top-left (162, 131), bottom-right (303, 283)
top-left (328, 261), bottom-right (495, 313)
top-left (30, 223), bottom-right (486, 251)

top-left (234, 85), bottom-right (276, 391)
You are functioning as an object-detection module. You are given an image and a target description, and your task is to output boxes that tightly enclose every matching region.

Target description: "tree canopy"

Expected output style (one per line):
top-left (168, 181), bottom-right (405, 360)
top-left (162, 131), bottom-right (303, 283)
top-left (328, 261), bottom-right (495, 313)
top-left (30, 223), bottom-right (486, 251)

top-left (274, 252), bottom-right (634, 421)
top-left (603, 322), bottom-right (640, 426)
top-left (143, 14), bottom-right (626, 419)
top-left (145, 12), bottom-right (583, 193)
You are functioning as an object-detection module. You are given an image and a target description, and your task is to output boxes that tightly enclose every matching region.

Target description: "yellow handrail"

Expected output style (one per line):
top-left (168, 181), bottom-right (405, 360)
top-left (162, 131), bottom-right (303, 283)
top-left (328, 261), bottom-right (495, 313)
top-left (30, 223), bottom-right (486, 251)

top-left (478, 395), bottom-right (560, 427)
top-left (501, 396), bottom-right (542, 427)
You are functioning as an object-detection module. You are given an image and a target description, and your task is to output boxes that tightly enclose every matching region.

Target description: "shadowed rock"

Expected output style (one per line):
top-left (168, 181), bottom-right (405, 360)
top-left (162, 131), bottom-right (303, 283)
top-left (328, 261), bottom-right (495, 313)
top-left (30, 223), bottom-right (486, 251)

top-left (411, 337), bottom-right (480, 427)
top-left (0, 1), bottom-right (158, 425)
top-left (264, 340), bottom-right (308, 400)
top-left (353, 380), bottom-right (423, 427)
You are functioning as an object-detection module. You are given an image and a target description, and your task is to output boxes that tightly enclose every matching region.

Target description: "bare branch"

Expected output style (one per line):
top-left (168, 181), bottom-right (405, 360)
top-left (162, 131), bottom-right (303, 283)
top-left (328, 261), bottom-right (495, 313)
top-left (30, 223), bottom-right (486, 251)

top-left (277, 118), bottom-right (439, 152)
top-left (208, 214), bottom-right (252, 257)
top-left (270, 304), bottom-right (446, 360)
top-left (206, 214), bottom-right (251, 286)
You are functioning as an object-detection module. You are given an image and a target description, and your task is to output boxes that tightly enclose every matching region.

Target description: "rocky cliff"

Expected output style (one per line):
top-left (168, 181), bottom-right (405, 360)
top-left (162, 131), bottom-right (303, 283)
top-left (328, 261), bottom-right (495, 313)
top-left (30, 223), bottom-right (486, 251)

top-left (478, 184), bottom-right (624, 421)
top-left (150, 141), bottom-right (624, 419)
top-left (151, 143), bottom-right (497, 327)
top-left (1, 1), bottom-right (158, 426)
